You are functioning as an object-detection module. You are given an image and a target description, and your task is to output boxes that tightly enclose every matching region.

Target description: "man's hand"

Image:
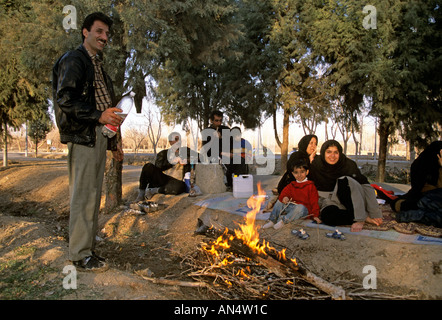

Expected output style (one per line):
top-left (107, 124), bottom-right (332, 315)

top-left (99, 107), bottom-right (123, 126)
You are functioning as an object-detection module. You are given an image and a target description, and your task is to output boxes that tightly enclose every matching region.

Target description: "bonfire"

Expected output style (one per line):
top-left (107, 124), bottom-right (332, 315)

top-left (187, 183), bottom-right (347, 300)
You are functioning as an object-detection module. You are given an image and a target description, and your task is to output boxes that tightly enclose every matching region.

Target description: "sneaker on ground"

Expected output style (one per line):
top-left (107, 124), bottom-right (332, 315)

top-left (145, 187), bottom-right (159, 200)
top-left (73, 255), bottom-right (109, 272)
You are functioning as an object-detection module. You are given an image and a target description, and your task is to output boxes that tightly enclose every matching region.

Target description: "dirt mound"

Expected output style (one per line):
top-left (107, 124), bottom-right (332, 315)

top-left (1, 160), bottom-right (441, 300)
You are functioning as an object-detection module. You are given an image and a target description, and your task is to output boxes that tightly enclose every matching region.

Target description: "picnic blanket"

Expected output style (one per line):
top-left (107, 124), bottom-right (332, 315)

top-left (194, 192), bottom-right (442, 246)
top-left (299, 220), bottom-right (442, 245)
top-left (194, 191), bottom-right (272, 221)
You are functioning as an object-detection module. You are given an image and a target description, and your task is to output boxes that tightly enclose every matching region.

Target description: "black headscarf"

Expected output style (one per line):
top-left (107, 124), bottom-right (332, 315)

top-left (309, 140), bottom-right (368, 192)
top-left (298, 134), bottom-right (318, 155)
top-left (278, 135), bottom-right (317, 193)
top-left (287, 134), bottom-right (317, 170)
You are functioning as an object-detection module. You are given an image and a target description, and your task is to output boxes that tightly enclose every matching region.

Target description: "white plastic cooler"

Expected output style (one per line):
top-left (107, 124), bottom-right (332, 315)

top-left (233, 174), bottom-right (254, 198)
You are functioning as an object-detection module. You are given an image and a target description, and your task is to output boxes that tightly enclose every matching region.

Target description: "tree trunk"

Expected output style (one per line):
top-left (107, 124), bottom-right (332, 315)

top-left (273, 106), bottom-right (290, 174)
top-left (2, 120), bottom-right (8, 167)
top-left (104, 134), bottom-right (123, 212)
top-left (34, 138), bottom-right (38, 158)
top-left (273, 107), bottom-right (281, 148)
top-left (102, 13), bottom-right (126, 213)
top-left (376, 117), bottom-right (391, 182)
top-left (281, 108), bottom-right (289, 174)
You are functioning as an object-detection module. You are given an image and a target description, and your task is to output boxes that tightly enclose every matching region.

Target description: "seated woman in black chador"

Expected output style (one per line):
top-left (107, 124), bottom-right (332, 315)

top-left (391, 141), bottom-right (442, 227)
top-left (276, 134), bottom-right (318, 194)
top-left (309, 140), bottom-right (383, 232)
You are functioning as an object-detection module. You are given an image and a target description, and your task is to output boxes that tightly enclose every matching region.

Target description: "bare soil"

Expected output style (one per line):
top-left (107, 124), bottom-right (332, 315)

top-left (0, 157), bottom-right (441, 300)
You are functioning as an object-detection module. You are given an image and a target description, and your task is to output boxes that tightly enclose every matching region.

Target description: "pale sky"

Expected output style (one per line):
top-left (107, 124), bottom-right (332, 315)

top-left (122, 97), bottom-right (380, 155)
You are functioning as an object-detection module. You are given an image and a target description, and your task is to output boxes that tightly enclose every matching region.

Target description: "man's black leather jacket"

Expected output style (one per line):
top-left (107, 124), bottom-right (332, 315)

top-left (52, 44), bottom-right (117, 149)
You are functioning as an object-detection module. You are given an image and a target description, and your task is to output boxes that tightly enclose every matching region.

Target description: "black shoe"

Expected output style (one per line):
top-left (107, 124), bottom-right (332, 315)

top-left (73, 255), bottom-right (109, 272)
top-left (92, 251), bottom-right (106, 262)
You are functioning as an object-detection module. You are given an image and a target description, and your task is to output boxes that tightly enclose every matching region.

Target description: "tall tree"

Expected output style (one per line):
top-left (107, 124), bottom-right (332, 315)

top-left (305, 0), bottom-right (441, 181)
top-left (393, 0), bottom-right (442, 148)
top-left (0, 0), bottom-right (50, 166)
top-left (150, 0), bottom-right (242, 130)
top-left (28, 116), bottom-right (52, 157)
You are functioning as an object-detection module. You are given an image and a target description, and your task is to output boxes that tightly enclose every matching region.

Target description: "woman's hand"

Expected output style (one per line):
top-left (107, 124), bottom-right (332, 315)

top-left (437, 150), bottom-right (442, 167)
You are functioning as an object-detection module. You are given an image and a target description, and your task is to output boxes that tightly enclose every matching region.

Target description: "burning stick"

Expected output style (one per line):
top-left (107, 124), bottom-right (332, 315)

top-left (193, 183), bottom-right (347, 300)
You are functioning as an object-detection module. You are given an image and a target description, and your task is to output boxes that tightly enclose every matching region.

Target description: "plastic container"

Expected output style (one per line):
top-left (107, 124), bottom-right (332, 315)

top-left (233, 174), bottom-right (254, 198)
top-left (102, 91), bottom-right (136, 138)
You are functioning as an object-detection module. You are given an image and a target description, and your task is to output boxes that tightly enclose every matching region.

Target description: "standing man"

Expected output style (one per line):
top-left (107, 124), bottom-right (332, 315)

top-left (52, 12), bottom-right (123, 272)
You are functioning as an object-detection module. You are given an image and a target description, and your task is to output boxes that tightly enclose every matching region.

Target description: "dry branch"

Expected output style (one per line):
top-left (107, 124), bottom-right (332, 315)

top-left (138, 275), bottom-right (208, 288)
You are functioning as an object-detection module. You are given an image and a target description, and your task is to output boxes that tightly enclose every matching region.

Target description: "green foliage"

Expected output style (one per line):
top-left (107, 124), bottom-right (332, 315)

top-left (0, 0), bottom-right (66, 133)
top-left (306, 0), bottom-right (441, 147)
top-left (150, 0), bottom-right (244, 129)
top-left (1, 0), bottom-right (440, 153)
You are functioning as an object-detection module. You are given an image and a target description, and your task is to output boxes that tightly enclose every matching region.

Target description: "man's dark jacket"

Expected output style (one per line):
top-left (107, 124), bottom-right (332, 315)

top-left (52, 44), bottom-right (117, 149)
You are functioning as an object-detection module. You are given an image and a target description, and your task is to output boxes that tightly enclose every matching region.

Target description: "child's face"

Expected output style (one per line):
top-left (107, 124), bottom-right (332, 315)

top-left (292, 167), bottom-right (308, 181)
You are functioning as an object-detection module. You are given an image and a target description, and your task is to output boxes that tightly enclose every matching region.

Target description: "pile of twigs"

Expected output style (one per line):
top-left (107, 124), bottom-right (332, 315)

top-left (180, 240), bottom-right (331, 300)
top-left (177, 235), bottom-right (418, 300)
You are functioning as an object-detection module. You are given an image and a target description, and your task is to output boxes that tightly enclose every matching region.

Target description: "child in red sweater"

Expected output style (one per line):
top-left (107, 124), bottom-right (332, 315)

top-left (263, 156), bottom-right (320, 229)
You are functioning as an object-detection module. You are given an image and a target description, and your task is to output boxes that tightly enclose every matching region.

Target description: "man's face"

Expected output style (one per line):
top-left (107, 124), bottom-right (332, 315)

top-left (211, 115), bottom-right (222, 129)
top-left (83, 20), bottom-right (110, 55)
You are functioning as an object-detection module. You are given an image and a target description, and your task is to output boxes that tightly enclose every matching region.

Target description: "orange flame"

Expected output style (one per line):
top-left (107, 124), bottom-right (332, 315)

top-left (202, 182), bottom-right (298, 270)
top-left (234, 182), bottom-right (268, 254)
top-left (214, 228), bottom-right (232, 249)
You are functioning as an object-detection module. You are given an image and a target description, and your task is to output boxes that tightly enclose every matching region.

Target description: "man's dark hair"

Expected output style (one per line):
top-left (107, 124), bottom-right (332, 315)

top-left (81, 12), bottom-right (113, 41)
top-left (209, 110), bottom-right (223, 121)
